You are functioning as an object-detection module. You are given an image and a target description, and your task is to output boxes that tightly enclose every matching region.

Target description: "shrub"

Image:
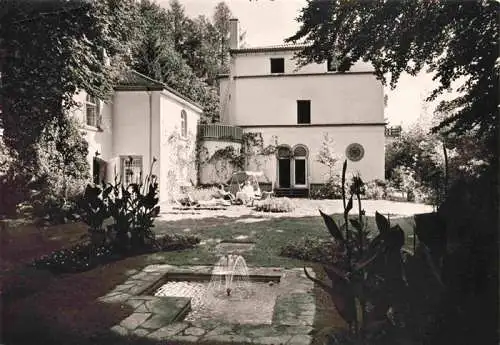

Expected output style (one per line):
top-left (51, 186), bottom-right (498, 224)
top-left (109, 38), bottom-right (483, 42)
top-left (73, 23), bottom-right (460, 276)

top-left (254, 197), bottom-right (295, 212)
top-left (33, 243), bottom-right (118, 273)
top-left (310, 175), bottom-right (343, 199)
top-left (79, 160), bottom-right (160, 255)
top-left (30, 177), bottom-right (87, 224)
top-left (0, 165), bottom-right (31, 218)
top-left (280, 237), bottom-right (343, 264)
top-left (32, 233), bottom-right (200, 274)
top-left (155, 233), bottom-right (200, 251)
top-left (363, 180), bottom-right (387, 200)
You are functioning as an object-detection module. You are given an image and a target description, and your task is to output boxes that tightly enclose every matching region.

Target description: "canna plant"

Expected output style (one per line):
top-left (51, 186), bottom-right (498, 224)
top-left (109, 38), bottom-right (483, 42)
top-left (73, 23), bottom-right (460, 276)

top-left (304, 160), bottom-right (407, 342)
top-left (80, 158), bottom-right (160, 256)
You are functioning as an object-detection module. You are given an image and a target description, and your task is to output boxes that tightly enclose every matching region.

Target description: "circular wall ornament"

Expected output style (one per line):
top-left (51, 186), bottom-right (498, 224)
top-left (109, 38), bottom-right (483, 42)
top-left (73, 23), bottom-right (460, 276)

top-left (346, 143), bottom-right (364, 162)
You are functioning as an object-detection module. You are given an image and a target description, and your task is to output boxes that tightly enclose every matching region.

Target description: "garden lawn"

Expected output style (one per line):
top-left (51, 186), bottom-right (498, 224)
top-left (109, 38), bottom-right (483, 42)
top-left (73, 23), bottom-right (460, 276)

top-left (151, 213), bottom-right (417, 267)
top-left (1, 213), bottom-right (416, 345)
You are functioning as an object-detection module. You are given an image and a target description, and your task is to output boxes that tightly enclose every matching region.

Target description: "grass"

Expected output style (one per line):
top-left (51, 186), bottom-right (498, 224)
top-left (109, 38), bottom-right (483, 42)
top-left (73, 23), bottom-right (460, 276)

top-left (151, 213), bottom-right (416, 267)
top-left (1, 211), bottom-right (416, 345)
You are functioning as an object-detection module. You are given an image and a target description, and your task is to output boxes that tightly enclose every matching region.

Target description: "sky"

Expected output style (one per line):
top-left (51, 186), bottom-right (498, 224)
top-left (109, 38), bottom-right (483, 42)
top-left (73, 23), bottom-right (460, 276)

top-left (158, 0), bottom-right (450, 129)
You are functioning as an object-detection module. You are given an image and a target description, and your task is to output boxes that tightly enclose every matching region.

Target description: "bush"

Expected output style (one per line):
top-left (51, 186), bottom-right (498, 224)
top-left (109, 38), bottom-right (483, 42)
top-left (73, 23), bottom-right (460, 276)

top-left (155, 233), bottom-right (200, 251)
top-left (33, 242), bottom-right (118, 273)
top-left (254, 197), bottom-right (295, 212)
top-left (364, 180), bottom-right (387, 200)
top-left (310, 175), bottom-right (343, 199)
top-left (0, 165), bottom-right (31, 218)
top-left (33, 233), bottom-right (200, 274)
top-left (78, 161), bottom-right (161, 254)
top-left (30, 177), bottom-right (87, 224)
top-left (280, 237), bottom-right (343, 264)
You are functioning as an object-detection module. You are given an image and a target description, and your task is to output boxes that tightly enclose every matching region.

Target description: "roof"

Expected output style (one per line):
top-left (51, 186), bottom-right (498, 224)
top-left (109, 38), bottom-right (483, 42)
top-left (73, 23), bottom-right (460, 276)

top-left (230, 43), bottom-right (310, 54)
top-left (115, 70), bottom-right (203, 111)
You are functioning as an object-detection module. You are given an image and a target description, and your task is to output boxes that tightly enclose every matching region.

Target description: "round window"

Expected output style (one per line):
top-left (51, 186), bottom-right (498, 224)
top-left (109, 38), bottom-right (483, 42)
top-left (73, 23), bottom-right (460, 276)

top-left (346, 143), bottom-right (364, 162)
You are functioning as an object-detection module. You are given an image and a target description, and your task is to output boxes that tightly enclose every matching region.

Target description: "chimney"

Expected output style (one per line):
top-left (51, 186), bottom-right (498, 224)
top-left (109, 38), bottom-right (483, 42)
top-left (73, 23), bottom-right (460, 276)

top-left (229, 18), bottom-right (239, 50)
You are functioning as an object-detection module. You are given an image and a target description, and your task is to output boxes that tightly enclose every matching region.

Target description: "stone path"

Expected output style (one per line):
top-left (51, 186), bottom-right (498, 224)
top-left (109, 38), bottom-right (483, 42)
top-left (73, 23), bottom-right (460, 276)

top-left (99, 264), bottom-right (315, 345)
top-left (158, 199), bottom-right (433, 222)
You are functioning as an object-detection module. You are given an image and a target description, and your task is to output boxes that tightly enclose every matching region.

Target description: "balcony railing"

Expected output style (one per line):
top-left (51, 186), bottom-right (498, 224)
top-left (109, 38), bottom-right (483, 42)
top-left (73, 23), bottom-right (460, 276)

top-left (385, 126), bottom-right (402, 138)
top-left (198, 123), bottom-right (243, 142)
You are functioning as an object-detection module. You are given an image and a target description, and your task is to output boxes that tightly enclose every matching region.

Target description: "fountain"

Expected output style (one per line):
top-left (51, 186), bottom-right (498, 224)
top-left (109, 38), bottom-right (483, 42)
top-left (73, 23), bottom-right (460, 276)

top-left (208, 254), bottom-right (250, 297)
top-left (154, 254), bottom-right (281, 324)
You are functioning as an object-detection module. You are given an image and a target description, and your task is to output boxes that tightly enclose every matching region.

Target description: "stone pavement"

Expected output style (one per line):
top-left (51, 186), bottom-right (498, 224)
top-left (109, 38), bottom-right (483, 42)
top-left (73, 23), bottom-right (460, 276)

top-left (99, 264), bottom-right (316, 345)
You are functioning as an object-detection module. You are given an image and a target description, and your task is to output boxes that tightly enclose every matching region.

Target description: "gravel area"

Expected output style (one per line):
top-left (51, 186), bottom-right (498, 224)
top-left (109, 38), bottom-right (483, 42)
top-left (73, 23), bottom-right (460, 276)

top-left (159, 199), bottom-right (433, 222)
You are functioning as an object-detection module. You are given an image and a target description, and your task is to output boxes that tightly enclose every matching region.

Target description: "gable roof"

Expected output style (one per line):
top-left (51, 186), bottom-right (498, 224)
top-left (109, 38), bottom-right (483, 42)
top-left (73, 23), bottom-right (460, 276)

top-left (115, 70), bottom-right (203, 111)
top-left (230, 44), bottom-right (310, 54)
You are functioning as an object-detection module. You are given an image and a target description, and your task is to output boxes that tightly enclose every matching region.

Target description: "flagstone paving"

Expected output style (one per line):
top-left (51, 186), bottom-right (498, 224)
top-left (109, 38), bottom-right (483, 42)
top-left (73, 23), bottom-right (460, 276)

top-left (98, 264), bottom-right (315, 344)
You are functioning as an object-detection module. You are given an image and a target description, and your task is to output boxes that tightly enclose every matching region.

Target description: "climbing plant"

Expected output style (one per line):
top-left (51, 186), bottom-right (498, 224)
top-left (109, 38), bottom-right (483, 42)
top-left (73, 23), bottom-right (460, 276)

top-left (165, 130), bottom-right (197, 200)
top-left (197, 132), bottom-right (278, 185)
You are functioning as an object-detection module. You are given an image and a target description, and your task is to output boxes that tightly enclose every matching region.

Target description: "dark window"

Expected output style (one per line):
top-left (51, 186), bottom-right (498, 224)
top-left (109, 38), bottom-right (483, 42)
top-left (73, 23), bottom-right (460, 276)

top-left (270, 58), bottom-right (285, 73)
top-left (93, 157), bottom-right (107, 185)
top-left (327, 56), bottom-right (338, 72)
top-left (297, 100), bottom-right (311, 124)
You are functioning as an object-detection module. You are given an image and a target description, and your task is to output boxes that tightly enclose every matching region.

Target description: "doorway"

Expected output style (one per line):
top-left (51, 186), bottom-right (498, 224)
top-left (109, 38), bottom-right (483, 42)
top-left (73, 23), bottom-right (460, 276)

top-left (294, 158), bottom-right (306, 186)
top-left (276, 146), bottom-right (292, 188)
top-left (278, 159), bottom-right (291, 188)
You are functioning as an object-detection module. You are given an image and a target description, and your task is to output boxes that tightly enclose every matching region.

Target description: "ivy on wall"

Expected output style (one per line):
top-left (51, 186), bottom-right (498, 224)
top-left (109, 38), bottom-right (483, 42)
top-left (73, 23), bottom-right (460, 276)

top-left (197, 132), bottom-right (278, 184)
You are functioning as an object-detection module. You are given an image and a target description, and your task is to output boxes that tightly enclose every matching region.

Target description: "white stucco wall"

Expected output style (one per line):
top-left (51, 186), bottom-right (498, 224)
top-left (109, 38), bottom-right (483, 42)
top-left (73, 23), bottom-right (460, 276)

top-left (159, 91), bottom-right (201, 203)
top-left (244, 126), bottom-right (385, 184)
top-left (71, 90), bottom-right (113, 179)
top-left (112, 91), bottom-right (158, 183)
top-left (233, 50), bottom-right (374, 75)
top-left (71, 87), bottom-right (202, 204)
top-left (225, 73), bottom-right (383, 126)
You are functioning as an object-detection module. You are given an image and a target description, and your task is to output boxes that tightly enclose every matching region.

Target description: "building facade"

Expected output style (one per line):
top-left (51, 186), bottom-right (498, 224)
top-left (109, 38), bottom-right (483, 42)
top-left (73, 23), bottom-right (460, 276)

top-left (212, 19), bottom-right (385, 195)
top-left (72, 70), bottom-right (202, 204)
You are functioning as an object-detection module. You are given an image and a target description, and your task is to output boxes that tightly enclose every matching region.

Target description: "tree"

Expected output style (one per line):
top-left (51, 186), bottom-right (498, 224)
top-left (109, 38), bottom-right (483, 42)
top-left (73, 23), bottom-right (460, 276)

top-left (133, 0), bottom-right (221, 123)
top-left (212, 2), bottom-right (232, 74)
top-left (316, 133), bottom-right (338, 179)
top-left (287, 0), bottom-right (498, 161)
top-left (1, 0), bottom-right (137, 167)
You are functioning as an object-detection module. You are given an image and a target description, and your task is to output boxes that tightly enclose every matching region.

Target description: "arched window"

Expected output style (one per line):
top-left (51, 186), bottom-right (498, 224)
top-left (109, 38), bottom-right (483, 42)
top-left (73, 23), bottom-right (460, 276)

top-left (292, 144), bottom-right (308, 186)
top-left (181, 110), bottom-right (187, 137)
top-left (293, 145), bottom-right (308, 157)
top-left (277, 146), bottom-right (292, 159)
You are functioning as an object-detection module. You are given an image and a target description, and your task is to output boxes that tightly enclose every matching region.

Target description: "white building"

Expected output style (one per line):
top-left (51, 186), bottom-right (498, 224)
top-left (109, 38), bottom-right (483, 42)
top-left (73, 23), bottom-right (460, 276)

top-left (72, 70), bottom-right (202, 203)
top-left (215, 19), bottom-right (385, 196)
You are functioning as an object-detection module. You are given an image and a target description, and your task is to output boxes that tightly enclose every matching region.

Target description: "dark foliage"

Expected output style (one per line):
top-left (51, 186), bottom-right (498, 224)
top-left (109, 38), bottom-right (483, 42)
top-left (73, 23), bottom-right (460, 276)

top-left (32, 233), bottom-right (200, 274)
top-left (280, 237), bottom-right (342, 264)
top-left (79, 161), bottom-right (160, 255)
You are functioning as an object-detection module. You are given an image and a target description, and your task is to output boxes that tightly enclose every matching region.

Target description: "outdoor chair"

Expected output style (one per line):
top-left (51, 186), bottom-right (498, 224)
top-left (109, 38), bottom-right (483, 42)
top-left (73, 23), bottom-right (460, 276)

top-left (261, 181), bottom-right (274, 200)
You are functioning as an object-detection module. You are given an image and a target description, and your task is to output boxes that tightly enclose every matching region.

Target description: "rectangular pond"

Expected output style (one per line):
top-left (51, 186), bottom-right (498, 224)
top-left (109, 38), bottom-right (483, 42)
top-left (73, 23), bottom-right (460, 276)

top-left (154, 280), bottom-right (280, 325)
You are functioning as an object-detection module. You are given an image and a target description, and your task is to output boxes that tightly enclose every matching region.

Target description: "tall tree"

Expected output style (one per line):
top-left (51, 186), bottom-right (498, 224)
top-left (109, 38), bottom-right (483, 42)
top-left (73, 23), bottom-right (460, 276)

top-left (133, 0), bottom-right (220, 123)
top-left (287, 0), bottom-right (498, 161)
top-left (212, 2), bottom-right (232, 74)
